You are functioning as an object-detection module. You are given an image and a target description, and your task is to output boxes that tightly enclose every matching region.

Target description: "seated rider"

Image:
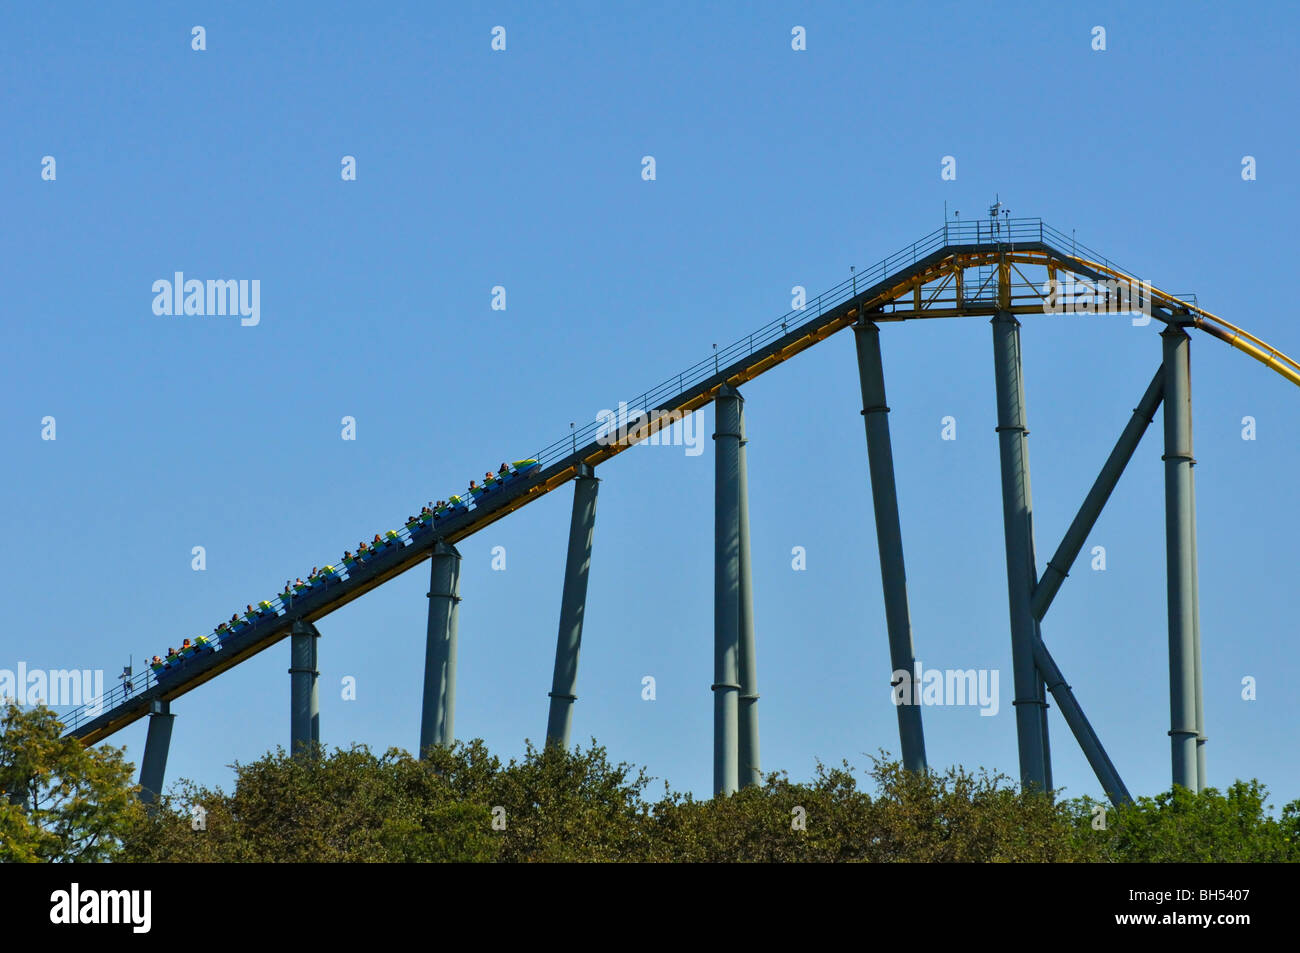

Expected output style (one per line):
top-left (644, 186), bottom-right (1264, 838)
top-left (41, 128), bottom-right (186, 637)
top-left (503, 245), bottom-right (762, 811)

top-left (499, 462), bottom-right (508, 474)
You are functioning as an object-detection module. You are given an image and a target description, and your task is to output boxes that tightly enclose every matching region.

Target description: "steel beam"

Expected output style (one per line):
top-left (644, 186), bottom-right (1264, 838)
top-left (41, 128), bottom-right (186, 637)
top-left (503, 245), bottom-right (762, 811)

top-left (737, 411), bottom-right (761, 789)
top-left (713, 385), bottom-right (743, 796)
top-left (1033, 367), bottom-right (1165, 622)
top-left (1032, 640), bottom-right (1132, 805)
top-left (852, 319), bottom-right (927, 773)
top-left (289, 620), bottom-right (320, 756)
top-left (421, 541), bottom-right (462, 756)
top-left (991, 310), bottom-right (1048, 792)
top-left (546, 464), bottom-right (600, 749)
top-left (138, 700), bottom-right (175, 805)
top-left (1191, 468), bottom-right (1207, 789)
top-left (1039, 675), bottom-right (1053, 794)
top-left (1162, 326), bottom-right (1200, 791)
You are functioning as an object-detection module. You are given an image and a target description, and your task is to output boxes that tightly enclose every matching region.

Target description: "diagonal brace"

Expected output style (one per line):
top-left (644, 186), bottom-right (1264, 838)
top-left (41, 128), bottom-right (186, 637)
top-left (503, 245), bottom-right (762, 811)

top-left (1033, 639), bottom-right (1132, 806)
top-left (1032, 366), bottom-right (1164, 622)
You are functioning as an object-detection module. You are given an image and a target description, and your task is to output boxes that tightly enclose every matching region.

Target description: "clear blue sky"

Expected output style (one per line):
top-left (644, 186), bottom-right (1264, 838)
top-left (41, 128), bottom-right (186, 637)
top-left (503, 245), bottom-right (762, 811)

top-left (3, 1), bottom-right (1298, 808)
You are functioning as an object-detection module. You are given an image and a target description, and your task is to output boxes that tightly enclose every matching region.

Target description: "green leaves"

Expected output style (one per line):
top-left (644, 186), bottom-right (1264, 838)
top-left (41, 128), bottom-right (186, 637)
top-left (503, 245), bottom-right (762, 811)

top-left (1071, 780), bottom-right (1300, 862)
top-left (5, 702), bottom-right (1297, 864)
top-left (0, 702), bottom-right (144, 862)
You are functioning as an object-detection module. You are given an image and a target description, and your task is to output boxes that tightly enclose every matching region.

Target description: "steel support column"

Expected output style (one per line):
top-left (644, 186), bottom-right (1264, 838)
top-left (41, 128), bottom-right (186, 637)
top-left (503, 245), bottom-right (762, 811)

top-left (289, 620), bottom-right (320, 756)
top-left (1162, 326), bottom-right (1200, 791)
top-left (546, 464), bottom-right (600, 749)
top-left (421, 541), bottom-right (462, 756)
top-left (852, 319), bottom-right (927, 773)
top-left (713, 385), bottom-right (743, 796)
top-left (737, 411), bottom-right (761, 789)
top-left (1191, 469), bottom-right (1207, 789)
top-left (138, 700), bottom-right (175, 805)
top-left (991, 311), bottom-right (1048, 792)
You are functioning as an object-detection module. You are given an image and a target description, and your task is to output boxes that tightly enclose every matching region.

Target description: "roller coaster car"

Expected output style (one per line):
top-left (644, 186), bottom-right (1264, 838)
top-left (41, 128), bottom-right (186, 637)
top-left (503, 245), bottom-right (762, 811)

top-left (216, 617), bottom-right (255, 652)
top-left (407, 514), bottom-right (435, 540)
top-left (484, 461), bottom-right (538, 493)
top-left (314, 566), bottom-right (341, 589)
top-left (153, 637), bottom-right (215, 680)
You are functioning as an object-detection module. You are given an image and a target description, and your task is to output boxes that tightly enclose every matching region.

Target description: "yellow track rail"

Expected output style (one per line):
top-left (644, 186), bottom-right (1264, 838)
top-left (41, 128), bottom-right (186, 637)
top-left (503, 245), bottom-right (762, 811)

top-left (1043, 252), bottom-right (1300, 388)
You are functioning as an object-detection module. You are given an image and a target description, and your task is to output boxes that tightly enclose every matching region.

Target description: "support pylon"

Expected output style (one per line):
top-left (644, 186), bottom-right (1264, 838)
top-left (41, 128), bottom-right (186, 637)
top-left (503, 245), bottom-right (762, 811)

top-left (1162, 325), bottom-right (1202, 792)
top-left (852, 319), bottom-right (927, 773)
top-left (991, 310), bottom-right (1048, 792)
top-left (421, 541), bottom-right (462, 756)
top-left (546, 465), bottom-right (600, 748)
top-left (713, 386), bottom-right (743, 796)
top-left (289, 620), bottom-right (320, 756)
top-left (139, 700), bottom-right (175, 805)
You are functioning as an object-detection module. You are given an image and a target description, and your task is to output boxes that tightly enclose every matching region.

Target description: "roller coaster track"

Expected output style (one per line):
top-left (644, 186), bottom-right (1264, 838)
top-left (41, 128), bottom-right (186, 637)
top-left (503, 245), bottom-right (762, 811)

top-left (61, 217), bottom-right (1299, 755)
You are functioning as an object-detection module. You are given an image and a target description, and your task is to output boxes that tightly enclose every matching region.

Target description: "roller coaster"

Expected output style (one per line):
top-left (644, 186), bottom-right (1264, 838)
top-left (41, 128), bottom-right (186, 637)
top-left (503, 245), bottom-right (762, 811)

top-left (57, 214), bottom-right (1300, 808)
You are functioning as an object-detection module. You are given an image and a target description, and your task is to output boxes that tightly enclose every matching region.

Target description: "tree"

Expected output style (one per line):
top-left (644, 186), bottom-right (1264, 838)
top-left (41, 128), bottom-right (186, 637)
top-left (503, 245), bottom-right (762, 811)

top-left (119, 735), bottom-right (1300, 863)
top-left (124, 739), bottom-right (655, 862)
top-left (1071, 780), bottom-right (1300, 862)
top-left (0, 702), bottom-right (143, 862)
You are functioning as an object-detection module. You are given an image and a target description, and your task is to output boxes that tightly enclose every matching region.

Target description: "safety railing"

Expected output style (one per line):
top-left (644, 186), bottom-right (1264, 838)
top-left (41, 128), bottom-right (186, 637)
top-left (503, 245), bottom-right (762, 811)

top-left (527, 217), bottom-right (1052, 472)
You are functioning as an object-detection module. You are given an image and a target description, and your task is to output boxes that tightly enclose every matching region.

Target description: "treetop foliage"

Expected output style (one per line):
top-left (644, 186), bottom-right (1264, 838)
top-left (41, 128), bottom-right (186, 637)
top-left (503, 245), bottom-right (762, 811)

top-left (2, 704), bottom-right (1296, 863)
